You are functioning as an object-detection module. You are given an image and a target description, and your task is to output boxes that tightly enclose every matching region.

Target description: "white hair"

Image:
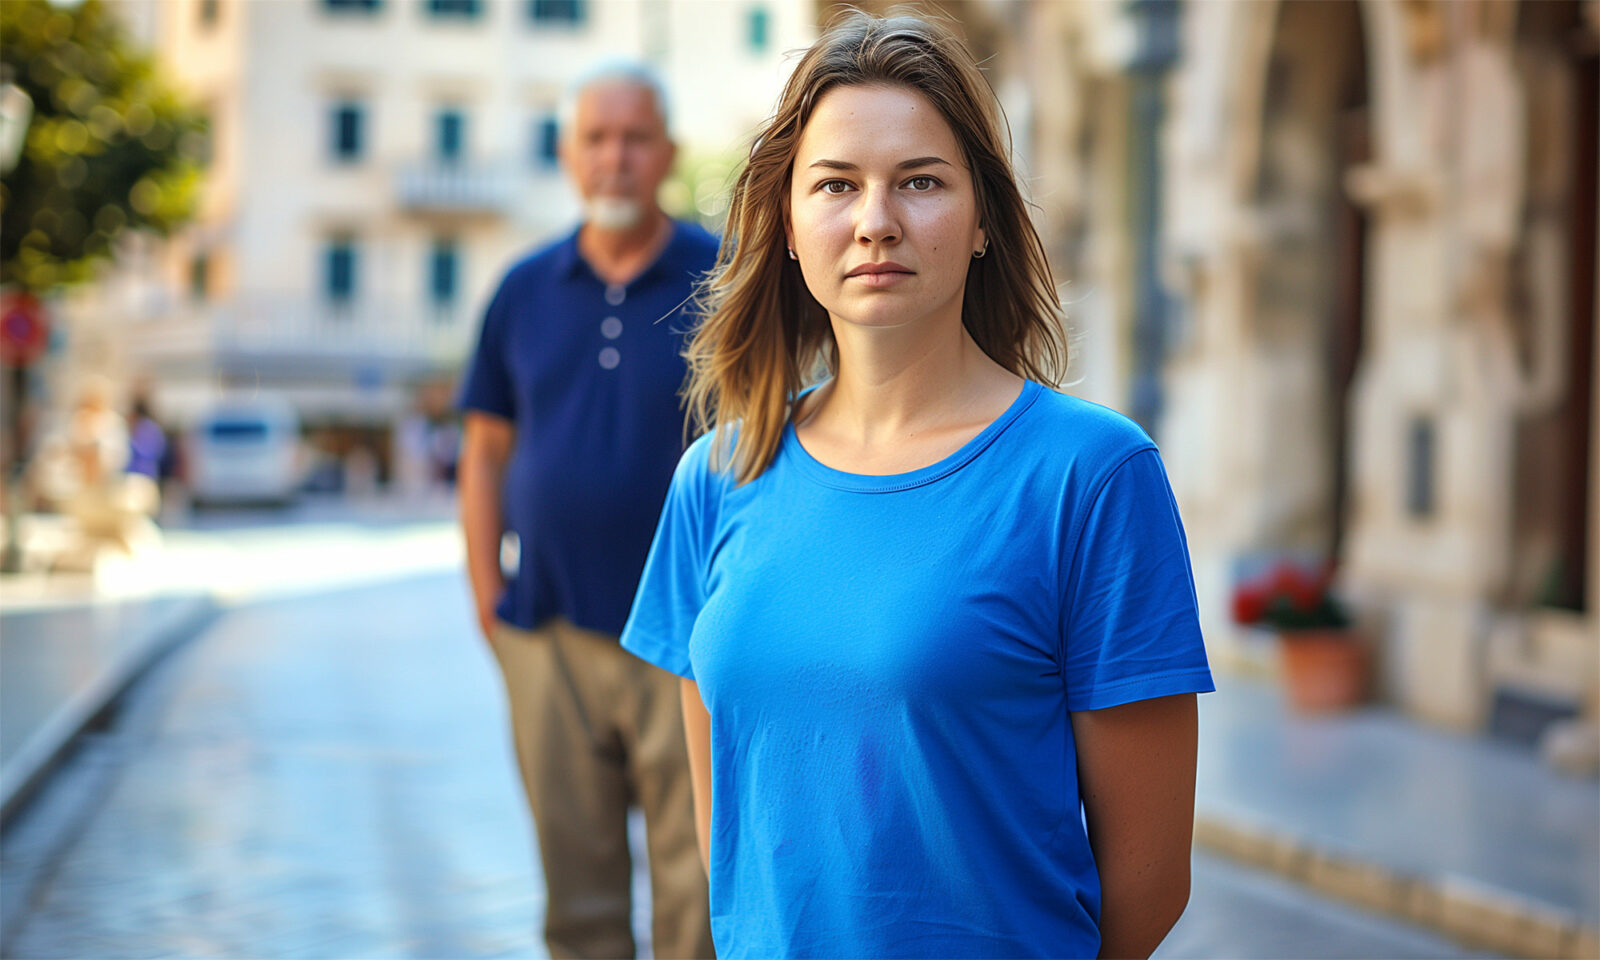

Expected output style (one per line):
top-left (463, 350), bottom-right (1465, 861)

top-left (558, 60), bottom-right (672, 139)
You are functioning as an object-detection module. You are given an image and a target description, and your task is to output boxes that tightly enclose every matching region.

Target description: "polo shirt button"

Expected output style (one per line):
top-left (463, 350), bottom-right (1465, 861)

top-left (605, 284), bottom-right (626, 306)
top-left (598, 347), bottom-right (621, 369)
top-left (601, 317), bottom-right (623, 339)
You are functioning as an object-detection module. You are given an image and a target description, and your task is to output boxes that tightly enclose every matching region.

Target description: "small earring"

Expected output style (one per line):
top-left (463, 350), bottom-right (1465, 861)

top-left (787, 248), bottom-right (798, 260)
top-left (973, 239), bottom-right (989, 259)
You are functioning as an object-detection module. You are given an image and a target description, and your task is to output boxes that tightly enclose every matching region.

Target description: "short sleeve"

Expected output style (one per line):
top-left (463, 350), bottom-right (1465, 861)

top-left (621, 437), bottom-right (716, 680)
top-left (457, 276), bottom-right (516, 419)
top-left (1060, 448), bottom-right (1214, 711)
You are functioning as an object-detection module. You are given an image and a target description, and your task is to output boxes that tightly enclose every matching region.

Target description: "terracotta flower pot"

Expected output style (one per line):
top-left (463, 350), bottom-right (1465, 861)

top-left (1278, 629), bottom-right (1370, 712)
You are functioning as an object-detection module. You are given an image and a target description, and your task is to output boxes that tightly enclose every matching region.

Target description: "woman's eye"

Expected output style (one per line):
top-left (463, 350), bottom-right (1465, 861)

top-left (820, 180), bottom-right (852, 195)
top-left (906, 176), bottom-right (938, 191)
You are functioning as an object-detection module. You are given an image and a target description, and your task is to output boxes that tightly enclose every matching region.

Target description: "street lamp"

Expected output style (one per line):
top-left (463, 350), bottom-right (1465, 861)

top-left (0, 73), bottom-right (33, 572)
top-left (0, 75), bottom-right (33, 173)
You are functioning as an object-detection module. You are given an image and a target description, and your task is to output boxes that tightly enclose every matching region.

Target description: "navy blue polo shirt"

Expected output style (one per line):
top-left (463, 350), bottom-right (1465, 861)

top-left (459, 220), bottom-right (720, 635)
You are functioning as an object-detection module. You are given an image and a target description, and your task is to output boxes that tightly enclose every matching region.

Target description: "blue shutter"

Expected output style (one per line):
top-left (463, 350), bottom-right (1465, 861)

top-left (536, 115), bottom-right (560, 168)
top-left (747, 6), bottom-right (770, 52)
top-left (326, 241), bottom-right (357, 303)
top-left (430, 239), bottom-right (459, 306)
top-left (333, 102), bottom-right (364, 161)
top-left (427, 0), bottom-right (482, 18)
top-left (437, 110), bottom-right (464, 163)
top-left (530, 0), bottom-right (585, 26)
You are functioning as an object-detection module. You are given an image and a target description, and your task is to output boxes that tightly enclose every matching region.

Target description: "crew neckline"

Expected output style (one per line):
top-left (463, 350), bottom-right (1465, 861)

top-left (782, 380), bottom-right (1043, 493)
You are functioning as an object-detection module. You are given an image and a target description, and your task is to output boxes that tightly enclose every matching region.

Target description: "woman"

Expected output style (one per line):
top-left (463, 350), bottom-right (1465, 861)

top-left (622, 11), bottom-right (1213, 959)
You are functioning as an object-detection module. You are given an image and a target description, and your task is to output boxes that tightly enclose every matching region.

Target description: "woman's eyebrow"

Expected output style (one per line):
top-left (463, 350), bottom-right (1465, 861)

top-left (806, 156), bottom-right (955, 171)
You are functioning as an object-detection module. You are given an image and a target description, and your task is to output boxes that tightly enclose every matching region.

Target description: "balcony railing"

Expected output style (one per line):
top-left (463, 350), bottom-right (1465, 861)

top-left (394, 162), bottom-right (518, 215)
top-left (125, 295), bottom-right (479, 378)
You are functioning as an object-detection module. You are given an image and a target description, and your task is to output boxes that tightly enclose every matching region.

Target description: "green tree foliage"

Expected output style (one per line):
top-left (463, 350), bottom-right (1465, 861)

top-left (661, 146), bottom-right (744, 232)
top-left (0, 0), bottom-right (207, 294)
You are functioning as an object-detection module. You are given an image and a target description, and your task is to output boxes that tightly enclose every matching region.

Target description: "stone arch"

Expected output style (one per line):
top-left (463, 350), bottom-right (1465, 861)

top-left (1218, 0), bottom-right (1377, 565)
top-left (1507, 0), bottom-right (1597, 613)
top-left (1224, 0), bottom-right (1413, 212)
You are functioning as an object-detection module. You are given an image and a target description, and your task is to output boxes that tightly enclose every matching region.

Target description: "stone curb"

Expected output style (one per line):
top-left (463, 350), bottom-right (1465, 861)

top-left (1194, 815), bottom-right (1599, 959)
top-left (0, 594), bottom-right (221, 825)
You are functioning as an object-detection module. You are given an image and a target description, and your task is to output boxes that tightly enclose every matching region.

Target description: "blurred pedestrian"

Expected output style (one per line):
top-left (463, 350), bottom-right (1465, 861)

top-left (426, 416), bottom-right (459, 487)
top-left (58, 377), bottom-right (157, 555)
top-left (457, 62), bottom-right (716, 959)
top-left (68, 376), bottom-right (127, 493)
top-left (125, 394), bottom-right (165, 480)
top-left (125, 392), bottom-right (168, 511)
top-left (622, 13), bottom-right (1213, 959)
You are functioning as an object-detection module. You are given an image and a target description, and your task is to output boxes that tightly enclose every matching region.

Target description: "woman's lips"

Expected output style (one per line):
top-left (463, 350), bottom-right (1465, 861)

top-left (845, 263), bottom-right (914, 288)
top-left (849, 270), bottom-right (912, 288)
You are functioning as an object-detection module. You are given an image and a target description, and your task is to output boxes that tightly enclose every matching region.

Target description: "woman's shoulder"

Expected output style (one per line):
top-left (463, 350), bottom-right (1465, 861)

top-left (675, 427), bottom-right (741, 488)
top-left (1021, 385), bottom-right (1158, 464)
top-left (677, 429), bottom-right (719, 476)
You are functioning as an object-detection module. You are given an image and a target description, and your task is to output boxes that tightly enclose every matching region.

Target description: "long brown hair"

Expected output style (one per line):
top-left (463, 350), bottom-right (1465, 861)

top-left (684, 9), bottom-right (1068, 484)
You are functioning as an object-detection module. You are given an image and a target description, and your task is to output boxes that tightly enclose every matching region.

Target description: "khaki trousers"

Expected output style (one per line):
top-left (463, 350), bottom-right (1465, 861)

top-left (490, 618), bottom-right (713, 960)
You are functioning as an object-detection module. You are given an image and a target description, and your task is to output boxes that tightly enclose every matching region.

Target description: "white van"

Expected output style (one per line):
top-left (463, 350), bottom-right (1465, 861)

top-left (187, 399), bottom-right (304, 505)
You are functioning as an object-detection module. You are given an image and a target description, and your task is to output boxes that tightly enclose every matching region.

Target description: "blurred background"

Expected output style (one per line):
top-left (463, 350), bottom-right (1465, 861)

top-left (0, 0), bottom-right (1595, 958)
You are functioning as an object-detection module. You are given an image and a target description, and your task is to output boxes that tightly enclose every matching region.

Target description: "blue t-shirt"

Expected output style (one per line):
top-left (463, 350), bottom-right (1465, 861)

top-left (622, 380), bottom-right (1214, 959)
top-left (458, 220), bottom-right (720, 634)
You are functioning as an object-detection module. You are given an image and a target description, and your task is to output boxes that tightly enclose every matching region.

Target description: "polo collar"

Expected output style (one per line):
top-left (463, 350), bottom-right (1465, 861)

top-left (556, 220), bottom-right (686, 287)
top-left (554, 226), bottom-right (586, 279)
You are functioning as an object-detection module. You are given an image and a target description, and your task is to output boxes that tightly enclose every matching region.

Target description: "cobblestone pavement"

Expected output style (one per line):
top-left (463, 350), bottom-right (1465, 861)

top-left (1164, 854), bottom-right (1488, 959)
top-left (6, 563), bottom-right (1484, 958)
top-left (7, 573), bottom-right (553, 958)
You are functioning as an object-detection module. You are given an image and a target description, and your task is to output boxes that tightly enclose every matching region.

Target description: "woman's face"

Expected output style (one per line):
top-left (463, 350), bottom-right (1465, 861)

top-left (786, 83), bottom-right (985, 333)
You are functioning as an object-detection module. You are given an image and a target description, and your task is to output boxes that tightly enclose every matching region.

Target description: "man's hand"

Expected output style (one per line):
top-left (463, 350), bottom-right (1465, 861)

top-left (474, 586), bottom-right (501, 642)
top-left (459, 412), bottom-right (514, 643)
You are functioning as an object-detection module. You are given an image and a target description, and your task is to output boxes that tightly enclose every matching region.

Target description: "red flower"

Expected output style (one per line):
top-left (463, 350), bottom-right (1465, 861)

top-left (1231, 582), bottom-right (1269, 624)
top-left (1231, 559), bottom-right (1351, 631)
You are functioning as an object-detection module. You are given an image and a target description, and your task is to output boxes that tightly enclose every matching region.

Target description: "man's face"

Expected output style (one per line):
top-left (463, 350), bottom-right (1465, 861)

top-left (561, 81), bottom-right (676, 231)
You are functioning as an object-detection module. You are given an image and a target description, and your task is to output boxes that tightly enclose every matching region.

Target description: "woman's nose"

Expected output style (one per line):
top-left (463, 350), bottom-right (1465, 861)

top-left (854, 187), bottom-right (901, 246)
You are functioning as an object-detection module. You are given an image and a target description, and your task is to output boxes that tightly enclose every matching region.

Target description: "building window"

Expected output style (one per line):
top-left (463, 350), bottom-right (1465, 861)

top-left (429, 238), bottom-right (459, 308)
top-left (747, 5), bottom-right (769, 53)
top-left (435, 108), bottom-right (465, 164)
top-left (426, 0), bottom-right (482, 18)
top-left (534, 113), bottom-right (559, 169)
top-left (192, 106), bottom-right (215, 166)
top-left (331, 101), bottom-right (365, 162)
top-left (199, 0), bottom-right (221, 29)
top-left (325, 239), bottom-right (357, 304)
top-left (324, 0), bottom-right (382, 11)
top-left (190, 253), bottom-right (210, 301)
top-left (529, 0), bottom-right (585, 26)
top-left (1407, 416), bottom-right (1435, 519)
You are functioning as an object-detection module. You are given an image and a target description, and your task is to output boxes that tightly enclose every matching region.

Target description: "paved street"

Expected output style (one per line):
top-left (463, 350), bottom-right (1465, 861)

top-left (1163, 855), bottom-right (1488, 959)
top-left (1, 520), bottom-right (1492, 958)
top-left (7, 572), bottom-right (552, 958)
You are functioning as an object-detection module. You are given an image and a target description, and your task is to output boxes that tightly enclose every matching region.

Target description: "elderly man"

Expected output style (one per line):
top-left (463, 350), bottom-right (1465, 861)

top-left (458, 64), bottom-right (717, 959)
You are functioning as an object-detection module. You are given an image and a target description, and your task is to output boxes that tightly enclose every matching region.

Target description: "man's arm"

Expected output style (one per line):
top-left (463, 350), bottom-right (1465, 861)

top-left (1071, 692), bottom-right (1199, 959)
top-left (458, 412), bottom-right (514, 641)
top-left (681, 677), bottom-right (713, 874)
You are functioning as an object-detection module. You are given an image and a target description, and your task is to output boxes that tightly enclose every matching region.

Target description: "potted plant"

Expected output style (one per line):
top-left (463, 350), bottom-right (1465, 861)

top-left (1231, 560), bottom-right (1370, 712)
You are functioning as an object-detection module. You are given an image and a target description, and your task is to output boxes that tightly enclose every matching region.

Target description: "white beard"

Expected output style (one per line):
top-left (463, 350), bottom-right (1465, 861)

top-left (585, 197), bottom-right (644, 231)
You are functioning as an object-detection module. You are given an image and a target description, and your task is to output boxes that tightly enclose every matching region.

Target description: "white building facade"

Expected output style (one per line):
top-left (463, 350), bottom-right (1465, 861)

top-left (75, 0), bottom-right (812, 459)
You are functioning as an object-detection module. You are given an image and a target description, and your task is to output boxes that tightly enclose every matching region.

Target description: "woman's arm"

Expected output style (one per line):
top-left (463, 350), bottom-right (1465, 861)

top-left (1070, 692), bottom-right (1199, 960)
top-left (681, 677), bottom-right (714, 874)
